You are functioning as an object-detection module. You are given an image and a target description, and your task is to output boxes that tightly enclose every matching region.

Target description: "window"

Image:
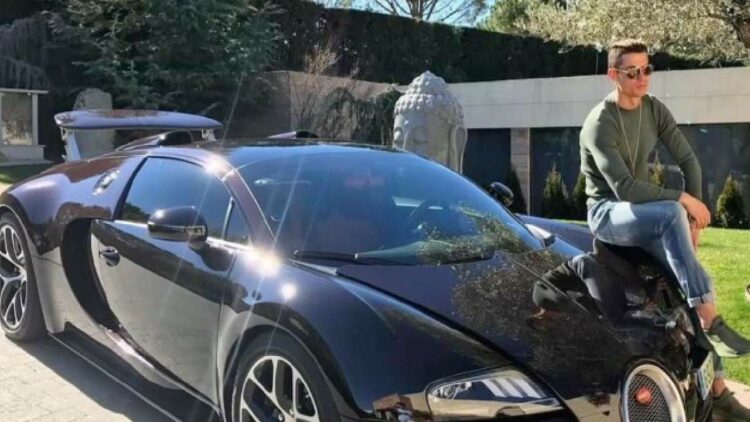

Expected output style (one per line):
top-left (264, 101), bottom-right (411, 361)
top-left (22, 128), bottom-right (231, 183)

top-left (224, 202), bottom-right (251, 245)
top-left (0, 92), bottom-right (33, 146)
top-left (121, 158), bottom-right (231, 238)
top-left (238, 151), bottom-right (543, 264)
top-left (464, 129), bottom-right (511, 190)
top-left (531, 127), bottom-right (582, 215)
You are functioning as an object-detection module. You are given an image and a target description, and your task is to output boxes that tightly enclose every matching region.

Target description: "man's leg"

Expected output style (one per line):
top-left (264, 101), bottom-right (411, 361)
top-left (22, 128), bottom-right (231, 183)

top-left (590, 200), bottom-right (750, 419)
top-left (590, 200), bottom-right (750, 356)
top-left (590, 200), bottom-right (713, 305)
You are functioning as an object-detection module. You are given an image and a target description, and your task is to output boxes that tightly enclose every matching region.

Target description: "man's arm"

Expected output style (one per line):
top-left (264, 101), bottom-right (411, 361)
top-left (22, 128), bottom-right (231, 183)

top-left (652, 97), bottom-right (702, 201)
top-left (650, 97), bottom-right (710, 227)
top-left (582, 114), bottom-right (683, 203)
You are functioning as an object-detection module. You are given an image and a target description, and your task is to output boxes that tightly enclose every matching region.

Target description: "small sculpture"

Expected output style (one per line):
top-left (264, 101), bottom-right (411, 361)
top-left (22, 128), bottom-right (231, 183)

top-left (393, 71), bottom-right (467, 172)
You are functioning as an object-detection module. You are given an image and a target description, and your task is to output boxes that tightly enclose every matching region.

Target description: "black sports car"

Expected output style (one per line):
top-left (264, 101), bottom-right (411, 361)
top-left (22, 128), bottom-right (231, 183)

top-left (0, 110), bottom-right (715, 421)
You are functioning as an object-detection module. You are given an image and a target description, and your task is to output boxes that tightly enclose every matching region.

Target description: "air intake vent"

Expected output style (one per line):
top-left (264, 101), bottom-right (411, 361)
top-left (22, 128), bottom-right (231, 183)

top-left (622, 364), bottom-right (686, 422)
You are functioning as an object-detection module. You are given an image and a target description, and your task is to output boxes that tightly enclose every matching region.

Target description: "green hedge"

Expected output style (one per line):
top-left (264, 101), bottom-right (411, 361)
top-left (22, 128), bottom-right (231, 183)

top-left (264, 0), bottom-right (740, 84)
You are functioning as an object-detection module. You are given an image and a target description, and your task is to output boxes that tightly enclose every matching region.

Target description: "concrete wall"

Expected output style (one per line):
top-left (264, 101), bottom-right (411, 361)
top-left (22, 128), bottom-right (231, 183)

top-left (449, 67), bottom-right (750, 129)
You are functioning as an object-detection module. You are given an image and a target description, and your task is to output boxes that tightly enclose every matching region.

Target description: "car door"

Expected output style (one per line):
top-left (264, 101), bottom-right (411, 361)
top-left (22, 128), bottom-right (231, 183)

top-left (91, 156), bottom-right (234, 401)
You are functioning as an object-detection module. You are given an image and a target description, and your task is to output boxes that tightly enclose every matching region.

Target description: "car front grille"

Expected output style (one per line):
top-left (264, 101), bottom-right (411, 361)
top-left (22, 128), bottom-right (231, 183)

top-left (622, 364), bottom-right (686, 422)
top-left (627, 374), bottom-right (671, 421)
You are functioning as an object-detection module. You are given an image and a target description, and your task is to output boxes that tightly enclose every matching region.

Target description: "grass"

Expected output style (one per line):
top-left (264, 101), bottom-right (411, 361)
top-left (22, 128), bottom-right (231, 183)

top-left (697, 228), bottom-right (750, 384)
top-left (0, 164), bottom-right (54, 191)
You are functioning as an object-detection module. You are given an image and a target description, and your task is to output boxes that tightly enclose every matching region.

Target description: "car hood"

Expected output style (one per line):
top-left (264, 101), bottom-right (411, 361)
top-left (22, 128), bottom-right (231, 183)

top-left (336, 243), bottom-right (639, 401)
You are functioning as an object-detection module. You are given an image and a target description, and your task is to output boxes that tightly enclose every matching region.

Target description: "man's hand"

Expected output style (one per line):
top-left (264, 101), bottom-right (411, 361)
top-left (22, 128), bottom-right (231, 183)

top-left (679, 192), bottom-right (711, 229)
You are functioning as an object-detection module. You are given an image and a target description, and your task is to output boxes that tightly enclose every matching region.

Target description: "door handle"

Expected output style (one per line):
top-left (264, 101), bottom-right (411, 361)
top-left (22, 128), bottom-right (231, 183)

top-left (99, 247), bottom-right (121, 267)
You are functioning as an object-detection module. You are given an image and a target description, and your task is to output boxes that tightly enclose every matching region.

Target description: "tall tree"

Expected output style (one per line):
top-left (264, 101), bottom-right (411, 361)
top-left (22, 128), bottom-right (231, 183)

top-left (48, 0), bottom-right (280, 111)
top-left (479, 0), bottom-right (536, 33)
top-left (483, 0), bottom-right (750, 61)
top-left (367, 0), bottom-right (488, 24)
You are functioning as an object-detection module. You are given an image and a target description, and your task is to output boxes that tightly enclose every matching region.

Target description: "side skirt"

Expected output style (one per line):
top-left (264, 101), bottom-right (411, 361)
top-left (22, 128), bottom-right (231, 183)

top-left (51, 326), bottom-right (220, 422)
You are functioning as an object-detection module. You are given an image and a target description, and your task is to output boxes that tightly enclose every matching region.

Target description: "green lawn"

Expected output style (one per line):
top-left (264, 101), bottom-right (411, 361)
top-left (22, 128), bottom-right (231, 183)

top-left (0, 164), bottom-right (54, 191)
top-left (698, 228), bottom-right (750, 384)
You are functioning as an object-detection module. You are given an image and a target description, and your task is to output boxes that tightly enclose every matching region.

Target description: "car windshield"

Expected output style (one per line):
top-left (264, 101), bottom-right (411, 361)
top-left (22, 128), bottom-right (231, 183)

top-left (237, 150), bottom-right (543, 265)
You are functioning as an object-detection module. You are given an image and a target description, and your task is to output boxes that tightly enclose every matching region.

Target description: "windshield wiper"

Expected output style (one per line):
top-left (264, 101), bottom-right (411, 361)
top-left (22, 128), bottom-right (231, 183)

top-left (292, 250), bottom-right (402, 265)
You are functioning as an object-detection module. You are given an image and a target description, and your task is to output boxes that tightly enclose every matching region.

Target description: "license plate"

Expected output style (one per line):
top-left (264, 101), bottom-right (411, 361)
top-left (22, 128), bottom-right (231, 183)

top-left (695, 353), bottom-right (715, 400)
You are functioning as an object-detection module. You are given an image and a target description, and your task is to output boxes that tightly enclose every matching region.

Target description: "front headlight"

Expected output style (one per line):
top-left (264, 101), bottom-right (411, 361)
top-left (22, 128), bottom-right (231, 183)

top-left (427, 367), bottom-right (563, 420)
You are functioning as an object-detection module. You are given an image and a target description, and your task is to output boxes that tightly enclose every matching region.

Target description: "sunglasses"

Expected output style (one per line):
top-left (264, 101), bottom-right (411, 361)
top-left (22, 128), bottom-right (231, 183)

top-left (614, 64), bottom-right (654, 79)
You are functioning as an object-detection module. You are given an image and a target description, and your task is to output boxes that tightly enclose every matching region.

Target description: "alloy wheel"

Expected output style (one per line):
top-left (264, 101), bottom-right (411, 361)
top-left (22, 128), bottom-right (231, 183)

top-left (0, 224), bottom-right (27, 330)
top-left (239, 355), bottom-right (320, 422)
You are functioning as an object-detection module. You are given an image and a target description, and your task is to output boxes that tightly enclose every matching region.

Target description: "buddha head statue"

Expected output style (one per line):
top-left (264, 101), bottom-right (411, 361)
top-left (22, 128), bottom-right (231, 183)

top-left (393, 71), bottom-right (467, 172)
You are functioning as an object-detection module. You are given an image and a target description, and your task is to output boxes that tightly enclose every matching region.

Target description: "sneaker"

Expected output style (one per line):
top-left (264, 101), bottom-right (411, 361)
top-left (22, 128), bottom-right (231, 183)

top-left (705, 315), bottom-right (750, 358)
top-left (712, 388), bottom-right (750, 422)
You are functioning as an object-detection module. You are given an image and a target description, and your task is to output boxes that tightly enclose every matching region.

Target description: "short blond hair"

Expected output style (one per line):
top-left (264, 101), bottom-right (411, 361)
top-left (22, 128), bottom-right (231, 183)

top-left (608, 39), bottom-right (648, 69)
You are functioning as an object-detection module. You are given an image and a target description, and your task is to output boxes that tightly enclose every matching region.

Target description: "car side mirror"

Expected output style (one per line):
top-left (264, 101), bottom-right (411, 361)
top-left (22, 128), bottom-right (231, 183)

top-left (148, 206), bottom-right (208, 243)
top-left (525, 223), bottom-right (557, 247)
top-left (489, 182), bottom-right (514, 207)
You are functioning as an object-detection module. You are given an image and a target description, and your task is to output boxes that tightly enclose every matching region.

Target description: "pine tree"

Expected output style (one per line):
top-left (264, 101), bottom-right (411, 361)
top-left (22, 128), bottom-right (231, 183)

top-left (504, 165), bottom-right (528, 214)
top-left (715, 174), bottom-right (749, 229)
top-left (541, 164), bottom-right (570, 219)
top-left (571, 172), bottom-right (588, 220)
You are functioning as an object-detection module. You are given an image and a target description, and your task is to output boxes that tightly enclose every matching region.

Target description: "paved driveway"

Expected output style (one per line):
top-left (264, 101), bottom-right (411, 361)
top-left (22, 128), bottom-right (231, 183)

top-left (3, 329), bottom-right (750, 421)
top-left (0, 334), bottom-right (169, 422)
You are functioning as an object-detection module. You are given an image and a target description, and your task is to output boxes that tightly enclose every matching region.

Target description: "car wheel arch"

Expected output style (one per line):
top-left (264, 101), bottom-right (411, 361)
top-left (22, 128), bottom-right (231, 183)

top-left (0, 203), bottom-right (38, 256)
top-left (218, 321), bottom-right (358, 421)
top-left (0, 208), bottom-right (47, 339)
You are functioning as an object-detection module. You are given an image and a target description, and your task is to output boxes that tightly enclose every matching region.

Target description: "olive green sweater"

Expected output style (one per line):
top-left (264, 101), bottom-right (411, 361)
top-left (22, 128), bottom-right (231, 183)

top-left (580, 93), bottom-right (701, 206)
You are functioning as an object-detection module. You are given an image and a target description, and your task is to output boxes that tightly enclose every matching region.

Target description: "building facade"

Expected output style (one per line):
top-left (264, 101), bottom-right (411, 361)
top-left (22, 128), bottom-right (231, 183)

top-left (449, 67), bottom-right (750, 217)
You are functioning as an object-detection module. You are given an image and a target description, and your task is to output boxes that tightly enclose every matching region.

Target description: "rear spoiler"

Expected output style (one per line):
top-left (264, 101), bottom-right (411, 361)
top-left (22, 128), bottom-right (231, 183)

top-left (54, 109), bottom-right (222, 161)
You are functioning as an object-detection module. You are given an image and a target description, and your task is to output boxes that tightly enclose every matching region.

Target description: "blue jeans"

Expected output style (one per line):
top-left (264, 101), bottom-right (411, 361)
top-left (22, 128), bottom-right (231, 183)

top-left (588, 199), bottom-right (724, 378)
top-left (587, 199), bottom-right (714, 308)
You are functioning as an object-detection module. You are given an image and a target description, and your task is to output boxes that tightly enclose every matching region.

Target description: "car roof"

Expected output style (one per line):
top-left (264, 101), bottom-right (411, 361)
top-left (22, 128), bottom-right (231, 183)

top-left (149, 139), bottom-right (408, 169)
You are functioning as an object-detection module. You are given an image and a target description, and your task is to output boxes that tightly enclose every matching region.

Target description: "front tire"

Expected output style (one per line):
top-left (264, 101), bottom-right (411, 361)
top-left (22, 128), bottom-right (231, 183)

top-left (0, 212), bottom-right (45, 341)
top-left (231, 332), bottom-right (338, 422)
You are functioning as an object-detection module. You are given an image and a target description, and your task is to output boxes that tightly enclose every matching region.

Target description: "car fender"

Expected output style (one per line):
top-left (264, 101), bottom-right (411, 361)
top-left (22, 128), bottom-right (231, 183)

top-left (0, 155), bottom-right (145, 259)
top-left (0, 155), bottom-right (145, 333)
top-left (217, 262), bottom-right (511, 419)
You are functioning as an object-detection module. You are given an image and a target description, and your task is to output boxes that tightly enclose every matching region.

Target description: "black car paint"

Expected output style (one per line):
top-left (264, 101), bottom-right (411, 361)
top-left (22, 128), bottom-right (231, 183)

top-left (0, 141), bottom-right (709, 421)
top-left (92, 220), bottom-right (231, 401)
top-left (217, 258), bottom-right (518, 418)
